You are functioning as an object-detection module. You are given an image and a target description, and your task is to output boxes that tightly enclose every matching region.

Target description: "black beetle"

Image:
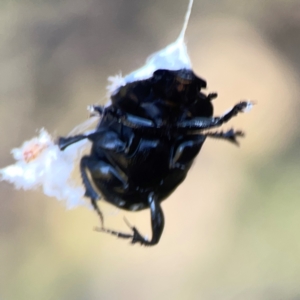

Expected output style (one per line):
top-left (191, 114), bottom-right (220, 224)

top-left (58, 68), bottom-right (251, 246)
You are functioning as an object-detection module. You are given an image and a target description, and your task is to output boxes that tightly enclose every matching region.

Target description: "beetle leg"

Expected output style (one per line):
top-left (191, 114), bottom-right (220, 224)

top-left (207, 92), bottom-right (218, 101)
top-left (89, 131), bottom-right (128, 153)
top-left (94, 226), bottom-right (135, 240)
top-left (170, 135), bottom-right (206, 169)
top-left (58, 127), bottom-right (129, 153)
top-left (90, 198), bottom-right (105, 227)
top-left (59, 130), bottom-right (127, 153)
top-left (120, 114), bottom-right (155, 128)
top-left (80, 156), bottom-right (101, 200)
top-left (81, 155), bottom-right (129, 196)
top-left (125, 192), bottom-right (164, 246)
top-left (81, 155), bottom-right (129, 227)
top-left (95, 193), bottom-right (164, 246)
top-left (107, 110), bottom-right (155, 128)
top-left (204, 129), bottom-right (244, 145)
top-left (106, 102), bottom-right (252, 135)
top-left (176, 101), bottom-right (253, 131)
top-left (80, 156), bottom-right (104, 225)
top-left (57, 135), bottom-right (88, 150)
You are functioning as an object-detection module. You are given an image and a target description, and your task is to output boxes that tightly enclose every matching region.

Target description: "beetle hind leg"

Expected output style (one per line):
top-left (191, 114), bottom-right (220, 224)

top-left (95, 193), bottom-right (164, 246)
top-left (124, 192), bottom-right (164, 246)
top-left (94, 224), bottom-right (136, 240)
top-left (94, 218), bottom-right (148, 244)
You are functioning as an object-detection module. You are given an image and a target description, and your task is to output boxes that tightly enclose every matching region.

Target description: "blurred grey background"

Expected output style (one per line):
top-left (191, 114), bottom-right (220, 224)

top-left (1, 0), bottom-right (300, 299)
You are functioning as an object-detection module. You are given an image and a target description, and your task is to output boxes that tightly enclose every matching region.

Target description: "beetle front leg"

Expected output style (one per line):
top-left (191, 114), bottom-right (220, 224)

top-left (58, 134), bottom-right (88, 150)
top-left (176, 101), bottom-right (253, 131)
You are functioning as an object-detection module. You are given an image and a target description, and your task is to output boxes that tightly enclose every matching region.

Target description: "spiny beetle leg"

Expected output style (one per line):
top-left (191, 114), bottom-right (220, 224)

top-left (176, 101), bottom-right (253, 131)
top-left (204, 129), bottom-right (245, 145)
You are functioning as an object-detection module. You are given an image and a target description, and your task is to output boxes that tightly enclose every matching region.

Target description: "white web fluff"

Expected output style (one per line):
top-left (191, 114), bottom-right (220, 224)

top-left (107, 0), bottom-right (194, 95)
top-left (1, 0), bottom-right (195, 208)
top-left (106, 73), bottom-right (126, 96)
top-left (0, 129), bottom-right (88, 208)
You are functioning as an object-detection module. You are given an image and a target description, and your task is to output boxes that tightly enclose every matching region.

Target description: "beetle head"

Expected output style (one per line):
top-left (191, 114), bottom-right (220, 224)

top-left (152, 69), bottom-right (206, 106)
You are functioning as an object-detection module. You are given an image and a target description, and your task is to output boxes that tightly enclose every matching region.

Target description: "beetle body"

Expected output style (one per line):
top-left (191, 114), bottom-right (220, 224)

top-left (58, 68), bottom-right (250, 246)
top-left (89, 69), bottom-right (210, 209)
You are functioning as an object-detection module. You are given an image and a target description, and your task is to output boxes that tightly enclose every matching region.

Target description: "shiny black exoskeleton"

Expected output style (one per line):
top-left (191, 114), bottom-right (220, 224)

top-left (58, 69), bottom-right (249, 246)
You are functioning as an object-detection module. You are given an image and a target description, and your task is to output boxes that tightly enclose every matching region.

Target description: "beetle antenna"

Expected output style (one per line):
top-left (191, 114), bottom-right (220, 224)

top-left (177, 0), bottom-right (194, 43)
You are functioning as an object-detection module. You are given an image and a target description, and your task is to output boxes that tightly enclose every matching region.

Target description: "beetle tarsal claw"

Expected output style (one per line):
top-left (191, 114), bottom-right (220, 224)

top-left (130, 227), bottom-right (147, 245)
top-left (122, 217), bottom-right (148, 245)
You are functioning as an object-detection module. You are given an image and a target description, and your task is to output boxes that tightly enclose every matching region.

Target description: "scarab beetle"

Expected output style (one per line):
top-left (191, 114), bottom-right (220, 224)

top-left (58, 68), bottom-right (251, 246)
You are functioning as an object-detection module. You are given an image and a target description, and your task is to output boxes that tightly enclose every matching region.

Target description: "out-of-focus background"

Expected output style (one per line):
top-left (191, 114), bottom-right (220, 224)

top-left (1, 0), bottom-right (300, 299)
